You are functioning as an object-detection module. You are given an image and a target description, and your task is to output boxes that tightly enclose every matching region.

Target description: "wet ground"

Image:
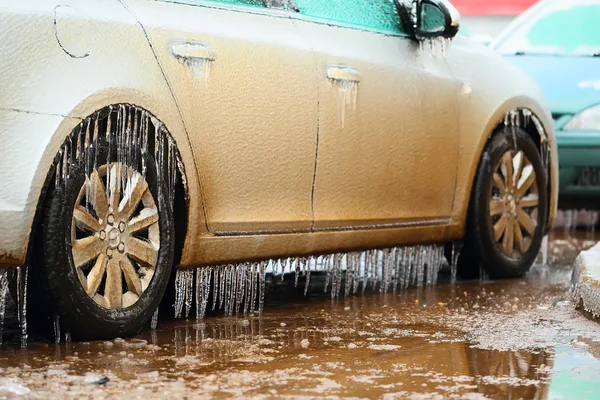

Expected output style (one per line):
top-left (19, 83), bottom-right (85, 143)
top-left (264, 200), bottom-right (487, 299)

top-left (1, 229), bottom-right (600, 399)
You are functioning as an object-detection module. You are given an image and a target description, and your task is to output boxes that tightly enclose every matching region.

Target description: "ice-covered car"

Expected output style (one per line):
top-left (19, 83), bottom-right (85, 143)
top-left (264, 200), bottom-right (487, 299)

top-left (0, 0), bottom-right (558, 339)
top-left (493, 0), bottom-right (600, 209)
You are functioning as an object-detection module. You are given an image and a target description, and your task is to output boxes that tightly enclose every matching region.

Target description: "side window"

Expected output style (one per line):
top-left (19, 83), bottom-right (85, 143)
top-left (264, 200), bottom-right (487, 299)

top-left (295, 0), bottom-right (405, 35)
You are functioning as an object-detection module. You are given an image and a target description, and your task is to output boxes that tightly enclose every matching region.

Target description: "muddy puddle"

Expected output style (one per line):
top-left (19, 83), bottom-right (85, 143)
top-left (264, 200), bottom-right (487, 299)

top-left (0, 231), bottom-right (599, 399)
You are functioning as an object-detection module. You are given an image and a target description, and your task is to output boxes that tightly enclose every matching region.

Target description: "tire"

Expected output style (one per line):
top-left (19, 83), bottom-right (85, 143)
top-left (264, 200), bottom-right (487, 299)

top-left (459, 128), bottom-right (548, 279)
top-left (32, 123), bottom-right (175, 340)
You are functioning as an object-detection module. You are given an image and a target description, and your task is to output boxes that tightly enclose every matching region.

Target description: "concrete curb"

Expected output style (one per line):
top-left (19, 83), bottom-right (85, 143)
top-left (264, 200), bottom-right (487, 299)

top-left (573, 243), bottom-right (600, 319)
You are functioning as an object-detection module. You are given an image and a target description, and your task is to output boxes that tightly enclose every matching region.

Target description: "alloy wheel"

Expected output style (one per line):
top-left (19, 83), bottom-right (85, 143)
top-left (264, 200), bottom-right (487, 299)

top-left (70, 163), bottom-right (160, 309)
top-left (489, 150), bottom-right (539, 258)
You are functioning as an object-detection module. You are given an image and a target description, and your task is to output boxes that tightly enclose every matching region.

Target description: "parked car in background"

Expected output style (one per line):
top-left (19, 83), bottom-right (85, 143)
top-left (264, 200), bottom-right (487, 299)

top-left (0, 0), bottom-right (557, 339)
top-left (493, 0), bottom-right (600, 209)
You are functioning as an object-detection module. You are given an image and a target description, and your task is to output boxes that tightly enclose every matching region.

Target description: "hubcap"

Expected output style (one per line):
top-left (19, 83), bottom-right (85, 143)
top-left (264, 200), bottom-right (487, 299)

top-left (489, 150), bottom-right (539, 258)
top-left (71, 163), bottom-right (160, 309)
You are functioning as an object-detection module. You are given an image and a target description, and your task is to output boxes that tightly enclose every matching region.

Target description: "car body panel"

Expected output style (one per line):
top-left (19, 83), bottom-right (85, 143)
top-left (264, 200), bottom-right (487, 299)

top-left (0, 0), bottom-right (558, 269)
top-left (294, 18), bottom-right (460, 229)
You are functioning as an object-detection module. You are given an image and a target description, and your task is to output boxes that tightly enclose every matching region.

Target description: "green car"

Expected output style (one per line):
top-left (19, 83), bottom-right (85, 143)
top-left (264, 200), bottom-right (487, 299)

top-left (493, 0), bottom-right (600, 208)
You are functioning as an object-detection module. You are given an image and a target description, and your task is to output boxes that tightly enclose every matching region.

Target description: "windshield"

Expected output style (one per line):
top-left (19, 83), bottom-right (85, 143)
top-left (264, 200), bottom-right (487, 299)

top-left (496, 0), bottom-right (600, 56)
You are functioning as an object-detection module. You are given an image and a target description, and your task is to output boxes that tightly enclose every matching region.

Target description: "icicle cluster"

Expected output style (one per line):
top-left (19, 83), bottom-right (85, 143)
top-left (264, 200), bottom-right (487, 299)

top-left (562, 209), bottom-right (598, 233)
top-left (0, 270), bottom-right (7, 344)
top-left (53, 104), bottom-right (181, 214)
top-left (419, 37), bottom-right (452, 59)
top-left (330, 79), bottom-right (358, 128)
top-left (502, 108), bottom-right (549, 173)
top-left (172, 245), bottom-right (448, 322)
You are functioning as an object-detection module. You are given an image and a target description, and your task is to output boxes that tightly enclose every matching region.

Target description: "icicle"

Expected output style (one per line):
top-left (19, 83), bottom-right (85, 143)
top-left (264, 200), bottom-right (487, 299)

top-left (246, 263), bottom-right (256, 313)
top-left (0, 270), bottom-right (7, 345)
top-left (361, 251), bottom-right (369, 294)
top-left (371, 250), bottom-right (379, 291)
top-left (323, 255), bottom-right (332, 294)
top-left (219, 265), bottom-right (226, 310)
top-left (294, 257), bottom-right (300, 288)
top-left (174, 270), bottom-right (186, 318)
top-left (16, 266), bottom-right (28, 347)
top-left (151, 308), bottom-right (159, 330)
top-left (258, 261), bottom-right (266, 313)
top-left (451, 243), bottom-right (462, 284)
top-left (541, 235), bottom-right (549, 266)
top-left (196, 266), bottom-right (211, 318)
top-left (304, 257), bottom-right (312, 296)
top-left (65, 332), bottom-right (71, 343)
top-left (280, 258), bottom-right (287, 282)
top-left (212, 265), bottom-right (219, 311)
top-left (53, 315), bottom-right (61, 344)
top-left (345, 253), bottom-right (353, 297)
top-left (185, 269), bottom-right (194, 318)
top-left (236, 264), bottom-right (246, 315)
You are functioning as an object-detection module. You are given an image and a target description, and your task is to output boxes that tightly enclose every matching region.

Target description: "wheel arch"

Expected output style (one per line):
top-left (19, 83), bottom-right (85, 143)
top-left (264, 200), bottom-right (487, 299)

top-left (20, 90), bottom-right (204, 270)
top-left (452, 97), bottom-right (558, 238)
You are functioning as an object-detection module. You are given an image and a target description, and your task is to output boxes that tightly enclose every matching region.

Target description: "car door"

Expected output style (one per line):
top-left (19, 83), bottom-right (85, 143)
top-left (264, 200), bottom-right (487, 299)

top-left (293, 0), bottom-right (461, 230)
top-left (124, 0), bottom-right (318, 234)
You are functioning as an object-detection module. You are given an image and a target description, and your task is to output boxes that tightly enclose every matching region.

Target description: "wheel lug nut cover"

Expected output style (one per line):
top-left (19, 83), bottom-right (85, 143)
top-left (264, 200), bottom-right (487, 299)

top-left (118, 221), bottom-right (126, 232)
top-left (106, 248), bottom-right (113, 258)
top-left (99, 230), bottom-right (106, 240)
top-left (107, 214), bottom-right (115, 224)
top-left (118, 242), bottom-right (125, 253)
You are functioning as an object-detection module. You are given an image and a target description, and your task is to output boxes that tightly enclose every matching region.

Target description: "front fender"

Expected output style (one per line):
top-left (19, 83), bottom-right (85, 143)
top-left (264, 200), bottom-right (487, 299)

top-left (0, 0), bottom-right (206, 266)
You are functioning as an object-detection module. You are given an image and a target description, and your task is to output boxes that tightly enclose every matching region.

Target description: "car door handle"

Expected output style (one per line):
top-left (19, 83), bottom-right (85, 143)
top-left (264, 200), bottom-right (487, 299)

top-left (170, 41), bottom-right (217, 62)
top-left (326, 65), bottom-right (362, 83)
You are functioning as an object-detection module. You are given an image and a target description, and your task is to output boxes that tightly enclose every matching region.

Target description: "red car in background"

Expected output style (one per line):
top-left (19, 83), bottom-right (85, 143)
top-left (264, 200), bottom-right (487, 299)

top-left (452, 0), bottom-right (539, 15)
top-left (453, 0), bottom-right (540, 40)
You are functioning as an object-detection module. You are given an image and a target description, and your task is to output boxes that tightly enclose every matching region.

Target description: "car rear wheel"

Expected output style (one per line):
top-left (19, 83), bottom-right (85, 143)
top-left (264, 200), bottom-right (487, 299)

top-left (459, 128), bottom-right (548, 279)
top-left (33, 127), bottom-right (174, 339)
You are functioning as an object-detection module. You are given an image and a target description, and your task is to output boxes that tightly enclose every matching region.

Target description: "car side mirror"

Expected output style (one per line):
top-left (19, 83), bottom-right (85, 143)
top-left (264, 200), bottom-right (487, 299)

top-left (416, 0), bottom-right (460, 40)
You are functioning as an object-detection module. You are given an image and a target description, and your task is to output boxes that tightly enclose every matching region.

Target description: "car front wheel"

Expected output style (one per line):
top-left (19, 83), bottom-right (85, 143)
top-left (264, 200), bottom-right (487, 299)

top-left (460, 128), bottom-right (548, 279)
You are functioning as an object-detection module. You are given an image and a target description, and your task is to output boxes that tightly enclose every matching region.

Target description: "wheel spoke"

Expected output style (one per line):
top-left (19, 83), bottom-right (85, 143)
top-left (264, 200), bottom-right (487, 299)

top-left (105, 258), bottom-right (123, 308)
top-left (501, 152), bottom-right (514, 189)
top-left (494, 214), bottom-right (509, 241)
top-left (503, 218), bottom-right (515, 255)
top-left (72, 236), bottom-right (104, 268)
top-left (128, 208), bottom-right (159, 233)
top-left (121, 257), bottom-right (143, 296)
top-left (127, 237), bottom-right (158, 268)
top-left (517, 207), bottom-right (536, 236)
top-left (108, 163), bottom-right (122, 213)
top-left (122, 292), bottom-right (140, 308)
top-left (119, 174), bottom-right (149, 219)
top-left (493, 173), bottom-right (506, 194)
top-left (514, 219), bottom-right (525, 253)
top-left (86, 253), bottom-right (107, 296)
top-left (515, 166), bottom-right (536, 198)
top-left (520, 194), bottom-right (539, 209)
top-left (93, 294), bottom-right (109, 308)
top-left (73, 205), bottom-right (101, 233)
top-left (89, 172), bottom-right (109, 219)
top-left (490, 199), bottom-right (506, 216)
